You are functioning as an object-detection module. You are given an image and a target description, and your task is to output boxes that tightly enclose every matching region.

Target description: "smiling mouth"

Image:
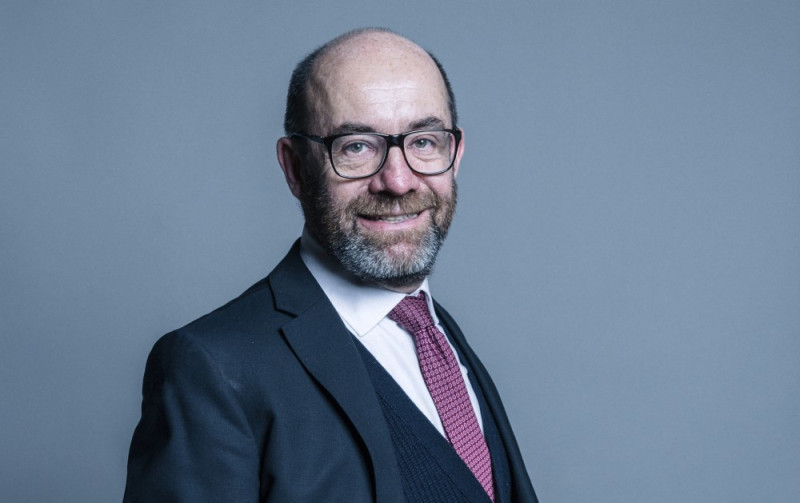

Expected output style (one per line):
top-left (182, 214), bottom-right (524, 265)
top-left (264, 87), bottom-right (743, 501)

top-left (360, 212), bottom-right (421, 223)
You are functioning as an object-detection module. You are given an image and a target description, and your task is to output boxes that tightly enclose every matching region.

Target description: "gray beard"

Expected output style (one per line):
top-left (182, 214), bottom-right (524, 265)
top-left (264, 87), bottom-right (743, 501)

top-left (301, 172), bottom-right (456, 290)
top-left (328, 215), bottom-right (445, 289)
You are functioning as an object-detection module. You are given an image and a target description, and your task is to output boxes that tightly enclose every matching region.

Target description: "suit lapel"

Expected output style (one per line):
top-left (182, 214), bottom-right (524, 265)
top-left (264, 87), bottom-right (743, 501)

top-left (268, 243), bottom-right (405, 503)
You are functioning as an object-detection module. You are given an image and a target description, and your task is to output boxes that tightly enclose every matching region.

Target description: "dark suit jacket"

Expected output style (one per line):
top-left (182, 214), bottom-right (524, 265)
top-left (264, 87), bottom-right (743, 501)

top-left (124, 242), bottom-right (538, 502)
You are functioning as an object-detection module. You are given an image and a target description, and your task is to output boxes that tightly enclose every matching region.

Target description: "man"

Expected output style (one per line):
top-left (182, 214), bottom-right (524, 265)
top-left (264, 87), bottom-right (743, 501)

top-left (124, 28), bottom-right (538, 502)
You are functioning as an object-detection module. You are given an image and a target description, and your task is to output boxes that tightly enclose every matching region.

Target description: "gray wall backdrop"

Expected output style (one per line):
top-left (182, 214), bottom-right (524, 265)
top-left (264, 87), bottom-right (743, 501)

top-left (2, 1), bottom-right (798, 501)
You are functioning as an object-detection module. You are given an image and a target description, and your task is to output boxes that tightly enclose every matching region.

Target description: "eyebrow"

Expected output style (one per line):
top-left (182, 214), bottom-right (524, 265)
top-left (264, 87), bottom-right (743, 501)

top-left (409, 116), bottom-right (447, 131)
top-left (330, 123), bottom-right (375, 135)
top-left (329, 116), bottom-right (448, 136)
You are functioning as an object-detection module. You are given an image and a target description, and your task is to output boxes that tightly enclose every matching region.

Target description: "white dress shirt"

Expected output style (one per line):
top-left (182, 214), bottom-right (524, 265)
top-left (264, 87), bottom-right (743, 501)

top-left (299, 228), bottom-right (483, 437)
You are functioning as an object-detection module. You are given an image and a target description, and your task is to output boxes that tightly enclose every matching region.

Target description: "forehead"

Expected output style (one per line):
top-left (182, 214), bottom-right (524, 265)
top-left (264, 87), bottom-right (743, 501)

top-left (308, 34), bottom-right (451, 133)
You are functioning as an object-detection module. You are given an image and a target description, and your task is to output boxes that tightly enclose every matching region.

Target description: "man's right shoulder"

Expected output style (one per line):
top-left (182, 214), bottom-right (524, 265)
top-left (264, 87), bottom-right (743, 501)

top-left (148, 272), bottom-right (279, 360)
top-left (147, 242), bottom-right (325, 366)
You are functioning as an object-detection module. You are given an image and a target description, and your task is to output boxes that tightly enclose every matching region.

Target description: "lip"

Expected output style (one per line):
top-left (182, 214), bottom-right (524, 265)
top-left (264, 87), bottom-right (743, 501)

top-left (357, 208), bottom-right (430, 232)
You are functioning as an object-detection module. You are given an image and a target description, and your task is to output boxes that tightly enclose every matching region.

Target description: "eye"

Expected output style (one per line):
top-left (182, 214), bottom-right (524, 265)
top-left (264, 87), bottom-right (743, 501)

top-left (335, 135), bottom-right (381, 158)
top-left (412, 137), bottom-right (435, 149)
top-left (343, 142), bottom-right (369, 154)
top-left (406, 132), bottom-right (443, 154)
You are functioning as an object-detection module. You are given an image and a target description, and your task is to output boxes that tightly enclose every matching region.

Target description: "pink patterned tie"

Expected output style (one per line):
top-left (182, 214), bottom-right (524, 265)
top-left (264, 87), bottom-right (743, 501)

top-left (389, 292), bottom-right (495, 502)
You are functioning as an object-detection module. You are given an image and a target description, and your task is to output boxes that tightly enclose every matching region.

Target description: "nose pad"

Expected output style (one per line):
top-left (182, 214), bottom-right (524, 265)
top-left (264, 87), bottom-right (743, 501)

top-left (371, 145), bottom-right (418, 195)
top-left (383, 145), bottom-right (408, 170)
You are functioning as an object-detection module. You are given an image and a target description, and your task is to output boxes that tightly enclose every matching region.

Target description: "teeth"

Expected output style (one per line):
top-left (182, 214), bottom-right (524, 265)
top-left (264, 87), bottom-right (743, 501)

top-left (375, 212), bottom-right (419, 223)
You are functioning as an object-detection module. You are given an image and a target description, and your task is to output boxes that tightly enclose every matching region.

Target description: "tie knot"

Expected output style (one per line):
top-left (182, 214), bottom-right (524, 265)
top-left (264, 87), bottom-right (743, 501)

top-left (389, 292), bottom-right (435, 335)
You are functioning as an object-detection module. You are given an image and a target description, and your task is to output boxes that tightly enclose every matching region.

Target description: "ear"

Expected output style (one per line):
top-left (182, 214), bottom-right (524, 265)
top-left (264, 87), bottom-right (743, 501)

top-left (276, 137), bottom-right (305, 199)
top-left (451, 127), bottom-right (465, 178)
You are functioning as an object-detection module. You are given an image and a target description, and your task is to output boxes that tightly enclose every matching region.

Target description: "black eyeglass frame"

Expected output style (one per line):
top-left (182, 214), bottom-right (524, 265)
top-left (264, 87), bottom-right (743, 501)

top-left (291, 128), bottom-right (462, 180)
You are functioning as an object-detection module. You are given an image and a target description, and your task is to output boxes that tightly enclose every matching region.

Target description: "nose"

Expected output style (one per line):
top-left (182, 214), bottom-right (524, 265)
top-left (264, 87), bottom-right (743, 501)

top-left (367, 145), bottom-right (420, 195)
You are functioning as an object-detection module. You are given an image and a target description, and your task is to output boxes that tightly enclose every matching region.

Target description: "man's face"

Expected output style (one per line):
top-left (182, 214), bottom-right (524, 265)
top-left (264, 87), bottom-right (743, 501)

top-left (298, 35), bottom-right (463, 292)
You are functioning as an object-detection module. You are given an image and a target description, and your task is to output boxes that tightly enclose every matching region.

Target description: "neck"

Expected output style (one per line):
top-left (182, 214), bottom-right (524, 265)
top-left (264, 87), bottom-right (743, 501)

top-left (377, 280), bottom-right (423, 294)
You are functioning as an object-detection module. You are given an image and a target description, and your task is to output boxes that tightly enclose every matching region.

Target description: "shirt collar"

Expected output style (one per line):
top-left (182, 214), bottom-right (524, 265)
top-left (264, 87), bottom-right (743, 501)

top-left (299, 227), bottom-right (438, 337)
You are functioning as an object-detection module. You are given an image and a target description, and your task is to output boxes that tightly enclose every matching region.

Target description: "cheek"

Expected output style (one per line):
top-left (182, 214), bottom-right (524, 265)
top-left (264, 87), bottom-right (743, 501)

top-left (325, 179), bottom-right (368, 208)
top-left (425, 176), bottom-right (456, 201)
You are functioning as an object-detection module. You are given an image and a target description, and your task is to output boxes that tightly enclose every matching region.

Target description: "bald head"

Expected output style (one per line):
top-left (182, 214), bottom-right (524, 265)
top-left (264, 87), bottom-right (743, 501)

top-left (283, 28), bottom-right (458, 136)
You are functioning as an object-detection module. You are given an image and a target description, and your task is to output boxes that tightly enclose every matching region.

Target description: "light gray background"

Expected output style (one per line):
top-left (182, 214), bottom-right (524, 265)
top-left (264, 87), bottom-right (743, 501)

top-left (1, 1), bottom-right (798, 502)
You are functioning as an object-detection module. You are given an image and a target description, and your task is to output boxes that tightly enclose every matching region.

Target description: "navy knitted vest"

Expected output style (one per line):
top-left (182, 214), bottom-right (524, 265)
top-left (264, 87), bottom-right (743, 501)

top-left (355, 337), bottom-right (512, 503)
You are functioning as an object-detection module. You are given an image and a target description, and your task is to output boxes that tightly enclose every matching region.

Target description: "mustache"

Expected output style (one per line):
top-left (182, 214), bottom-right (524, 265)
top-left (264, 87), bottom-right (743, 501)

top-left (346, 192), bottom-right (439, 217)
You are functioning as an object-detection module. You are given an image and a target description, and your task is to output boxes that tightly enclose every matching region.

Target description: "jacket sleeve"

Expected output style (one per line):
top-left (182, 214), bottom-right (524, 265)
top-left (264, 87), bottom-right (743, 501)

top-left (123, 331), bottom-right (261, 502)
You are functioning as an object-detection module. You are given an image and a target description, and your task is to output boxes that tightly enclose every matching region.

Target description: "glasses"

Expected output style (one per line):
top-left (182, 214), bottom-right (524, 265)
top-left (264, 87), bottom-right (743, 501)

top-left (291, 129), bottom-right (461, 180)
